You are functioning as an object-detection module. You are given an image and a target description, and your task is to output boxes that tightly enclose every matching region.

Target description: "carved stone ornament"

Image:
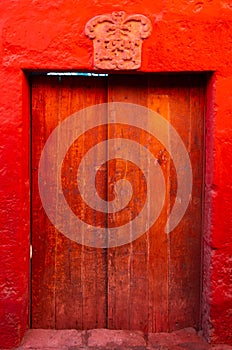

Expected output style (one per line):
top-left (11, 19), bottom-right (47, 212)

top-left (85, 11), bottom-right (152, 70)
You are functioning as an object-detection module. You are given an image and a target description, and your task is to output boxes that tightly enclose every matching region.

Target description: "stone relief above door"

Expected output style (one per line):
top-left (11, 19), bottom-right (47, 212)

top-left (85, 11), bottom-right (152, 70)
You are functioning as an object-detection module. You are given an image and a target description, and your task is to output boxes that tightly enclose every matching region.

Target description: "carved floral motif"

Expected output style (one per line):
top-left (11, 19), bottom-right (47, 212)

top-left (85, 11), bottom-right (152, 70)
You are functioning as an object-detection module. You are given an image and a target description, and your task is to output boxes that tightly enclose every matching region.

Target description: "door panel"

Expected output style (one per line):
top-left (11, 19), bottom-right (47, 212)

top-left (31, 74), bottom-right (205, 332)
top-left (32, 76), bottom-right (108, 328)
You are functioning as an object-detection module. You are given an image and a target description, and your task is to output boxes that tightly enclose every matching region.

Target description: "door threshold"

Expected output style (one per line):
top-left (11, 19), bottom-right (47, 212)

top-left (16, 327), bottom-right (230, 349)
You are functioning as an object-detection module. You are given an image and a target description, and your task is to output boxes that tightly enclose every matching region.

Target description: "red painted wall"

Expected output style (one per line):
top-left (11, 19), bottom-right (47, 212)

top-left (0, 0), bottom-right (231, 348)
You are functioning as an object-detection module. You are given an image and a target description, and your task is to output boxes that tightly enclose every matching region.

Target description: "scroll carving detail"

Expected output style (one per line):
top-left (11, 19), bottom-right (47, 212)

top-left (85, 11), bottom-right (152, 70)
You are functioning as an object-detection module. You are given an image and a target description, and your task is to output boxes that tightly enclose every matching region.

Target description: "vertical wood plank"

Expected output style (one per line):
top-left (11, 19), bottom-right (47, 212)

top-left (147, 87), bottom-right (170, 332)
top-left (107, 75), bottom-right (149, 330)
top-left (32, 77), bottom-right (60, 328)
top-left (107, 75), bottom-right (171, 332)
top-left (168, 79), bottom-right (205, 331)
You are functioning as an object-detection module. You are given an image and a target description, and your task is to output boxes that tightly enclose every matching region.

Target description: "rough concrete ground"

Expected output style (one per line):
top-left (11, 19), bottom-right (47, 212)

top-left (12, 328), bottom-right (232, 350)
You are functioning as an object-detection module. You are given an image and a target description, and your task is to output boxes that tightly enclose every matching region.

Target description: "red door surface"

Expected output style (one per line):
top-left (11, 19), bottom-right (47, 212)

top-left (31, 74), bottom-right (205, 332)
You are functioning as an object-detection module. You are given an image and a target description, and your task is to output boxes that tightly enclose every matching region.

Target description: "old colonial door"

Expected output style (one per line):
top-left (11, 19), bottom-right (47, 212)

top-left (31, 74), bottom-right (205, 332)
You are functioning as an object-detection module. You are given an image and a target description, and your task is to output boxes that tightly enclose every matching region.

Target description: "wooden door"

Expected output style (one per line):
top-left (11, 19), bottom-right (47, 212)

top-left (31, 74), bottom-right (205, 332)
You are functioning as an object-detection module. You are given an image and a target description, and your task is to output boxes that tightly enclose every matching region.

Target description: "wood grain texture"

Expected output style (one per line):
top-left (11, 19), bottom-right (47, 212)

top-left (107, 76), bottom-right (171, 332)
top-left (32, 76), bottom-right (108, 329)
top-left (31, 74), bottom-right (205, 332)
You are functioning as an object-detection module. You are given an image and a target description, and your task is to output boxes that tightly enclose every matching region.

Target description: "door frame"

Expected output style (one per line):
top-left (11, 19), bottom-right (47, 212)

top-left (28, 71), bottom-right (211, 331)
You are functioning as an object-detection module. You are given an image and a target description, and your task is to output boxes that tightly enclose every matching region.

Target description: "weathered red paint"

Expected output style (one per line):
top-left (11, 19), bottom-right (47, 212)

top-left (0, 0), bottom-right (231, 348)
